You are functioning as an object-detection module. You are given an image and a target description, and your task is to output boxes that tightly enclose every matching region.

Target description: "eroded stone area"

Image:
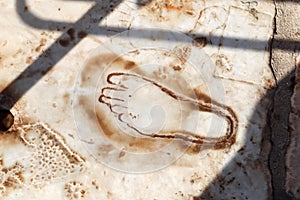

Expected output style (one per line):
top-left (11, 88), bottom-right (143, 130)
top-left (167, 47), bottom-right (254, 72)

top-left (286, 58), bottom-right (300, 198)
top-left (64, 181), bottom-right (87, 200)
top-left (0, 157), bottom-right (24, 196)
top-left (18, 123), bottom-right (86, 185)
top-left (0, 121), bottom-right (86, 197)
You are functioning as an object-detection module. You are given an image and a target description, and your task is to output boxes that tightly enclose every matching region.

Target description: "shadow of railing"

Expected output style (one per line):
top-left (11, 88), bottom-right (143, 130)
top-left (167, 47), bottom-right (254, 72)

top-left (1, 0), bottom-right (299, 109)
top-left (197, 69), bottom-right (296, 199)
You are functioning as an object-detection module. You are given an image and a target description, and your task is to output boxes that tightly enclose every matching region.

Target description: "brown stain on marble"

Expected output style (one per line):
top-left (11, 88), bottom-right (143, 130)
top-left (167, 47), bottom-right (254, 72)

top-left (193, 88), bottom-right (211, 105)
top-left (124, 61), bottom-right (137, 70)
top-left (172, 65), bottom-right (182, 71)
top-left (263, 77), bottom-right (275, 89)
top-left (23, 6), bottom-right (28, 12)
top-left (114, 57), bottom-right (138, 71)
top-left (12, 49), bottom-right (23, 59)
top-left (77, 31), bottom-right (88, 39)
top-left (98, 144), bottom-right (115, 156)
top-left (175, 140), bottom-right (204, 155)
top-left (35, 38), bottom-right (47, 52)
top-left (26, 56), bottom-right (33, 64)
top-left (63, 93), bottom-right (70, 104)
top-left (192, 37), bottom-right (210, 48)
top-left (0, 159), bottom-right (24, 195)
top-left (58, 29), bottom-right (87, 47)
top-left (146, 0), bottom-right (196, 18)
top-left (67, 28), bottom-right (75, 41)
top-left (59, 38), bottom-right (70, 47)
top-left (78, 95), bottom-right (95, 121)
top-left (0, 132), bottom-right (21, 146)
top-left (96, 110), bottom-right (171, 153)
top-left (118, 149), bottom-right (126, 158)
top-left (81, 54), bottom-right (138, 83)
top-left (81, 53), bottom-right (118, 83)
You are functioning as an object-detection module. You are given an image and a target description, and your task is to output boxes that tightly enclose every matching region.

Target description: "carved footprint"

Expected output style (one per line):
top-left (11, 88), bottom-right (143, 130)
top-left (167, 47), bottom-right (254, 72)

top-left (99, 72), bottom-right (238, 149)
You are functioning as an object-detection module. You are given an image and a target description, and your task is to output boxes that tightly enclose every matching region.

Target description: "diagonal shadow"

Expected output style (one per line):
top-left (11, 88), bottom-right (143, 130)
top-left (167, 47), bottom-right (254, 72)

top-left (196, 70), bottom-right (296, 199)
top-left (14, 0), bottom-right (300, 51)
top-left (1, 0), bottom-right (299, 111)
top-left (0, 0), bottom-right (125, 109)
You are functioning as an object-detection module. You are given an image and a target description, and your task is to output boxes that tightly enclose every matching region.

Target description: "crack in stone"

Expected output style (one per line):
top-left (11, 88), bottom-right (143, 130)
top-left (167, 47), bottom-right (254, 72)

top-left (269, 0), bottom-right (278, 86)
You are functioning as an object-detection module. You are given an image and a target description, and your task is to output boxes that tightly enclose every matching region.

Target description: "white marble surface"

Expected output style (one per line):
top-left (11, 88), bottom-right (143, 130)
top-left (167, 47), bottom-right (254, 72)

top-left (0, 0), bottom-right (275, 199)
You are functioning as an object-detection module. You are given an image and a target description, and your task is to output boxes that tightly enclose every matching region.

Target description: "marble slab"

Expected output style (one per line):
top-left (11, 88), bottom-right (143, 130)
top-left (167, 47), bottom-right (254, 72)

top-left (0, 0), bottom-right (275, 199)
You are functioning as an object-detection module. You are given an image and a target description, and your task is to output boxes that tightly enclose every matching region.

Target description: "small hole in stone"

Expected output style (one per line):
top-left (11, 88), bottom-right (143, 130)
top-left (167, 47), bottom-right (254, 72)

top-left (0, 109), bottom-right (14, 131)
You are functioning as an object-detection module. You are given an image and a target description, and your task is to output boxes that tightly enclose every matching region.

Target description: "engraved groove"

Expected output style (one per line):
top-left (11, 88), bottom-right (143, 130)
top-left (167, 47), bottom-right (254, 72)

top-left (99, 72), bottom-right (238, 149)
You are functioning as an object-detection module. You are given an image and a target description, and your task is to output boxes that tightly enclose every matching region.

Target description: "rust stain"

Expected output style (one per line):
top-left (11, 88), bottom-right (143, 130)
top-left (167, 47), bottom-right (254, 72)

top-left (1, 41), bottom-right (7, 47)
top-left (41, 31), bottom-right (47, 36)
top-left (81, 53), bottom-right (117, 83)
top-left (58, 38), bottom-right (70, 47)
top-left (114, 57), bottom-right (137, 71)
top-left (146, 0), bottom-right (196, 19)
top-left (263, 77), bottom-right (275, 89)
top-left (96, 111), bottom-right (171, 153)
top-left (164, 4), bottom-right (183, 10)
top-left (0, 132), bottom-right (21, 146)
top-left (67, 28), bottom-right (75, 41)
top-left (172, 65), bottom-right (182, 71)
top-left (192, 37), bottom-right (210, 48)
top-left (81, 53), bottom-right (138, 84)
top-left (26, 56), bottom-right (33, 64)
top-left (0, 84), bottom-right (6, 93)
top-left (52, 103), bottom-right (57, 108)
top-left (98, 144), bottom-right (114, 155)
top-left (190, 172), bottom-right (202, 184)
top-left (77, 31), bottom-right (88, 39)
top-left (92, 180), bottom-right (100, 190)
top-left (106, 191), bottom-right (113, 199)
top-left (118, 149), bottom-right (126, 158)
top-left (193, 88), bottom-right (212, 105)
top-left (185, 144), bottom-right (203, 154)
top-left (249, 8), bottom-right (259, 20)
top-left (96, 114), bottom-right (114, 137)
top-left (0, 159), bottom-right (24, 194)
top-left (64, 181), bottom-right (87, 199)
top-left (58, 28), bottom-right (79, 47)
top-left (78, 95), bottom-right (94, 120)
top-left (171, 46), bottom-right (191, 66)
top-left (215, 54), bottom-right (233, 72)
top-left (175, 141), bottom-right (203, 155)
top-left (124, 61), bottom-right (137, 70)
top-left (256, 88), bottom-right (264, 98)
top-left (35, 38), bottom-right (47, 52)
top-left (12, 49), bottom-right (22, 59)
top-left (63, 93), bottom-right (70, 104)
